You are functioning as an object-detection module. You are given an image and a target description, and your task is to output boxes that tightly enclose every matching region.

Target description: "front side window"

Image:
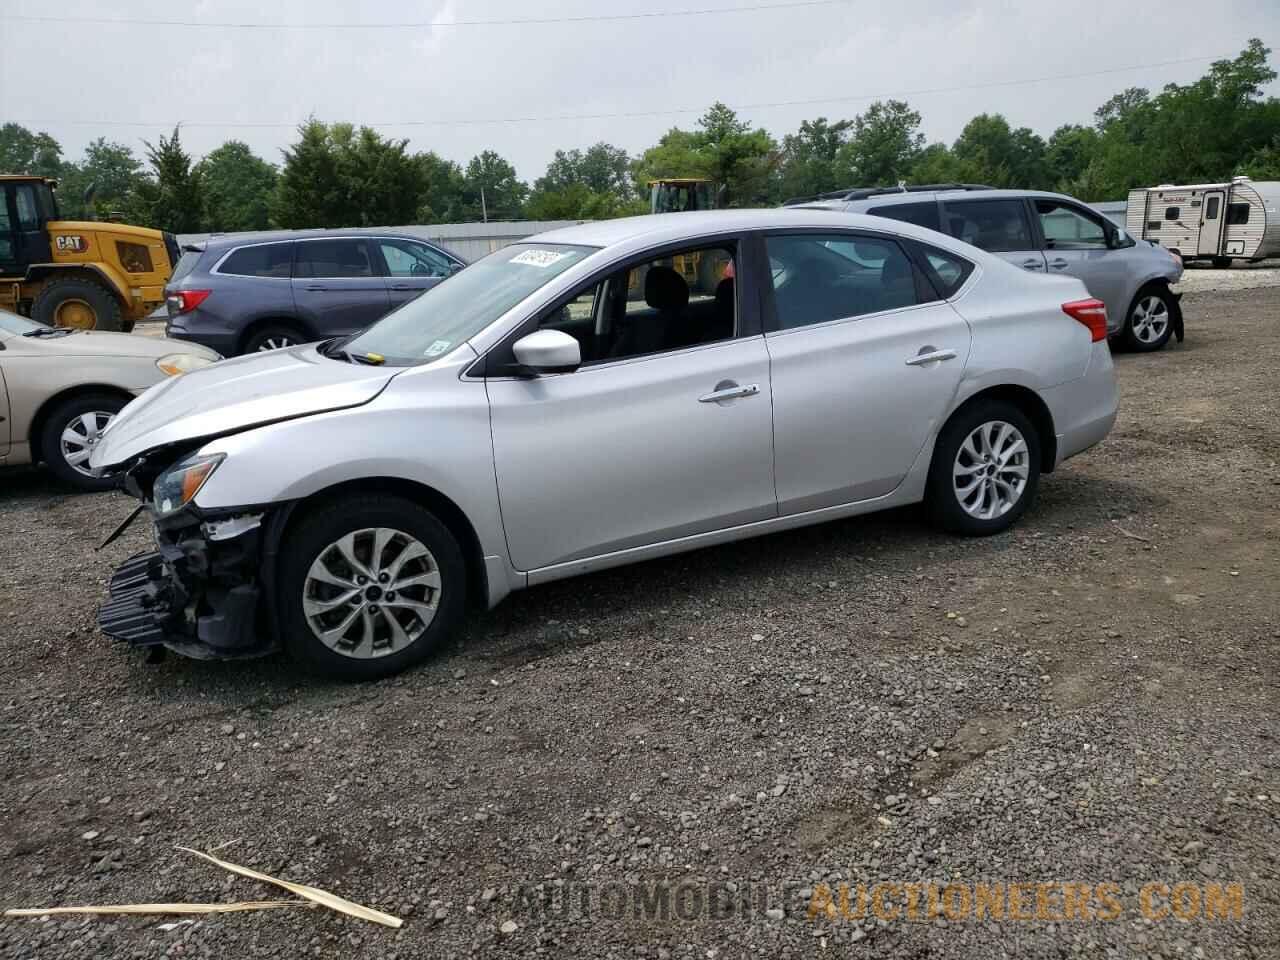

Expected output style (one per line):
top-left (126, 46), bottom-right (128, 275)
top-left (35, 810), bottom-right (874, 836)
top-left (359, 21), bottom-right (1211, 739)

top-left (1035, 200), bottom-right (1108, 249)
top-left (1228, 202), bottom-right (1250, 226)
top-left (219, 242), bottom-right (293, 278)
top-left (379, 239), bottom-right (455, 278)
top-left (344, 242), bottom-right (596, 365)
top-left (868, 201), bottom-right (941, 233)
top-left (942, 199), bottom-right (1033, 252)
top-left (535, 244), bottom-right (736, 365)
top-left (765, 233), bottom-right (921, 330)
top-left (295, 238), bottom-right (374, 279)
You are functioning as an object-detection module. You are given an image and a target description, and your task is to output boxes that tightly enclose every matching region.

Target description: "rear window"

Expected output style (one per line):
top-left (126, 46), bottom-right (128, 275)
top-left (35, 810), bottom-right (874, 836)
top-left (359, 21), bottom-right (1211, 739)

top-left (219, 242), bottom-right (293, 278)
top-left (868, 201), bottom-right (941, 233)
top-left (170, 248), bottom-right (204, 284)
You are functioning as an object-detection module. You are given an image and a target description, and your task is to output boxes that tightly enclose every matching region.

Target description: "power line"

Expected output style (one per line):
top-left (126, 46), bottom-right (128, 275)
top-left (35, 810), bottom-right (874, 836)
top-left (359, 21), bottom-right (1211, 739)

top-left (2, 0), bottom-right (854, 29)
top-left (20, 54), bottom-right (1226, 131)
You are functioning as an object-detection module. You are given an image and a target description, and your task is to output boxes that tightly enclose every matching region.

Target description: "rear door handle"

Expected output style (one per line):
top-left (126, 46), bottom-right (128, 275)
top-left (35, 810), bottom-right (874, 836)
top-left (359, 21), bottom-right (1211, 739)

top-left (905, 349), bottom-right (957, 366)
top-left (1049, 259), bottom-right (1070, 269)
top-left (389, 283), bottom-right (419, 291)
top-left (699, 382), bottom-right (760, 403)
top-left (305, 284), bottom-right (328, 292)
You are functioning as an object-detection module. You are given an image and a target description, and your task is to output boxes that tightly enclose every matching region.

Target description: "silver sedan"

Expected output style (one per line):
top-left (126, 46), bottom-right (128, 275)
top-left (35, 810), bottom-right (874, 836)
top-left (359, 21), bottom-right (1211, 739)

top-left (91, 210), bottom-right (1118, 679)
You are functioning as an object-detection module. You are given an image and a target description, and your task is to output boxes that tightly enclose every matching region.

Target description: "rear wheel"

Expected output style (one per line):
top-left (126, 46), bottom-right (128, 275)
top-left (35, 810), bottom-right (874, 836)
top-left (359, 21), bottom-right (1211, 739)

top-left (927, 400), bottom-right (1041, 536)
top-left (242, 324), bottom-right (305, 354)
top-left (1122, 286), bottom-right (1175, 352)
top-left (32, 277), bottom-right (126, 332)
top-left (39, 392), bottom-right (128, 491)
top-left (277, 495), bottom-right (466, 680)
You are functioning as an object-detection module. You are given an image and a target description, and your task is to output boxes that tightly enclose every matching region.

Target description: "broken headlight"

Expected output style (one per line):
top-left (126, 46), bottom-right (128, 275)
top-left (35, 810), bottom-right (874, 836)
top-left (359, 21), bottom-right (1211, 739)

top-left (153, 453), bottom-right (224, 516)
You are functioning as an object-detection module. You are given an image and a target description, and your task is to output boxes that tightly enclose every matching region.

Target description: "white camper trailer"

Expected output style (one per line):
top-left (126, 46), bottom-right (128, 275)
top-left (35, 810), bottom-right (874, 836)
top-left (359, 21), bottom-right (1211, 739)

top-left (1127, 177), bottom-right (1280, 267)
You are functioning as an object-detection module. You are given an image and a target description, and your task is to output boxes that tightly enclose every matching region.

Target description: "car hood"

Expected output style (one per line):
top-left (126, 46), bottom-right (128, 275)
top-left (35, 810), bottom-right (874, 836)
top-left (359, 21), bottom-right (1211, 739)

top-left (90, 344), bottom-right (398, 469)
top-left (21, 330), bottom-right (220, 360)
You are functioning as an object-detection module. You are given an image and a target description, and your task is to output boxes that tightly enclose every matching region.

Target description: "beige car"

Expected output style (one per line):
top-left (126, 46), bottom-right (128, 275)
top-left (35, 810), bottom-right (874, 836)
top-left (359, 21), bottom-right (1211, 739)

top-left (0, 310), bottom-right (219, 491)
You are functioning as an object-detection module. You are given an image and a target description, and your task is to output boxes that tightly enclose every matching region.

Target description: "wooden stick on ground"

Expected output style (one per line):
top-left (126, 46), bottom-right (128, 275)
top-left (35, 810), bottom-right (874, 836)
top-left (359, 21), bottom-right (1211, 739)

top-left (5, 901), bottom-right (308, 918)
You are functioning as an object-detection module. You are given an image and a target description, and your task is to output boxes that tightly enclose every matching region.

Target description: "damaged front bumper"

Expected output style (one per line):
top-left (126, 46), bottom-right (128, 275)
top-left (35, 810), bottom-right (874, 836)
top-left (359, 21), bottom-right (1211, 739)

top-left (97, 508), bottom-right (277, 660)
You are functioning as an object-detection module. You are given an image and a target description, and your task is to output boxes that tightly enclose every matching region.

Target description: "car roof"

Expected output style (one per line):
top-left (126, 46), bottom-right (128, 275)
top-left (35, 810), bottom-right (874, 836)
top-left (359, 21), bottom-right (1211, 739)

top-left (194, 229), bottom-right (443, 251)
top-left (530, 209), bottom-right (957, 249)
top-left (836, 188), bottom-right (1084, 207)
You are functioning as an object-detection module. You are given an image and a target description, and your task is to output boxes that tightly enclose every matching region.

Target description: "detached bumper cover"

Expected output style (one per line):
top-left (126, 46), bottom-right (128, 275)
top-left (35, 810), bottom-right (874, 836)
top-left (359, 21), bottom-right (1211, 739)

top-left (97, 511), bottom-right (275, 661)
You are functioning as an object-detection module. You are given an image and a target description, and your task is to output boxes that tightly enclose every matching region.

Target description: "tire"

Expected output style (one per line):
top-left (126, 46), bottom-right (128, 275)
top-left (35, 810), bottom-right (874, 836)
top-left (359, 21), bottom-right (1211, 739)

top-left (276, 494), bottom-right (466, 680)
top-left (926, 400), bottom-right (1041, 537)
top-left (1121, 285), bottom-right (1176, 352)
top-left (32, 277), bottom-right (126, 332)
top-left (39, 392), bottom-right (128, 492)
top-left (242, 324), bottom-right (305, 355)
top-left (1211, 257), bottom-right (1232, 270)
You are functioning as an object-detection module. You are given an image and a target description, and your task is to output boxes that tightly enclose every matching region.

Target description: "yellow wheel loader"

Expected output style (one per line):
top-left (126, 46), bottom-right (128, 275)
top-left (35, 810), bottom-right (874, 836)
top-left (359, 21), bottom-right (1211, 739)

top-left (0, 176), bottom-right (178, 333)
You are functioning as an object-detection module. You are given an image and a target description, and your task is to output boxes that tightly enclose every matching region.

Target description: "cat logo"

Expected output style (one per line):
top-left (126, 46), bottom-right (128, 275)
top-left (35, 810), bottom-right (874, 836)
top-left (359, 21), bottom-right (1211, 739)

top-left (54, 235), bottom-right (89, 253)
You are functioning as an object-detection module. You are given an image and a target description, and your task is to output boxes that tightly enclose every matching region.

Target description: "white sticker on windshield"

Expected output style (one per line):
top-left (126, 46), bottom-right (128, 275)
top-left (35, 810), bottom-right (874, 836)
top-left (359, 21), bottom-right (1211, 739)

top-left (424, 339), bottom-right (452, 357)
top-left (511, 249), bottom-right (570, 268)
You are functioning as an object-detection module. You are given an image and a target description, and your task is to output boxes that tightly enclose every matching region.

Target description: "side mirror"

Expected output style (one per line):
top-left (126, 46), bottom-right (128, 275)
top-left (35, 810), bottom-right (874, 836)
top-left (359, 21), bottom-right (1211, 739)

top-left (512, 329), bottom-right (580, 375)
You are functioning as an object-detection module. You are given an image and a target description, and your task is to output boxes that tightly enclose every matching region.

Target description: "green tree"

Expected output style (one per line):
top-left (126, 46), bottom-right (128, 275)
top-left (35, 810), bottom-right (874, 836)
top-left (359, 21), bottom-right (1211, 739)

top-left (838, 100), bottom-right (925, 186)
top-left (130, 127), bottom-right (203, 232)
top-left (273, 120), bottom-right (347, 227)
top-left (776, 117), bottom-right (854, 201)
top-left (536, 142), bottom-right (634, 198)
top-left (1044, 124), bottom-right (1101, 192)
top-left (459, 151), bottom-right (527, 220)
top-left (54, 138), bottom-right (146, 220)
top-left (0, 123), bottom-right (62, 176)
top-left (949, 114), bottom-right (1047, 187)
top-left (632, 104), bottom-right (777, 207)
top-left (415, 151), bottom-right (466, 222)
top-left (196, 141), bottom-right (277, 232)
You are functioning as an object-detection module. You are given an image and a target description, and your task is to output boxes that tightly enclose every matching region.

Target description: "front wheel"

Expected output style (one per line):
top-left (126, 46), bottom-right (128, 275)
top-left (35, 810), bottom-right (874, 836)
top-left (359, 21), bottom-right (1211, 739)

top-left (277, 495), bottom-right (466, 680)
top-left (1122, 287), bottom-right (1175, 352)
top-left (242, 324), bottom-right (305, 355)
top-left (927, 401), bottom-right (1041, 536)
top-left (40, 392), bottom-right (128, 491)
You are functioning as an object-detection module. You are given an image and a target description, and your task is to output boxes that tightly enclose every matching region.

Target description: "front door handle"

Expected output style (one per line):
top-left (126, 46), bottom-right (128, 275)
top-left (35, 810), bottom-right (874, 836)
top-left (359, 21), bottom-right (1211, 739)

top-left (905, 348), bottom-right (957, 366)
top-left (305, 284), bottom-right (328, 292)
top-left (698, 381), bottom-right (760, 403)
top-left (1021, 259), bottom-right (1044, 271)
top-left (389, 283), bottom-right (417, 291)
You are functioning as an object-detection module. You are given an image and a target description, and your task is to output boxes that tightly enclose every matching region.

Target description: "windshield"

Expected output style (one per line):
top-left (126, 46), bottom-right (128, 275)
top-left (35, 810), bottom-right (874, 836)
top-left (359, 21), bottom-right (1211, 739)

top-left (0, 310), bottom-right (47, 336)
top-left (342, 242), bottom-right (597, 364)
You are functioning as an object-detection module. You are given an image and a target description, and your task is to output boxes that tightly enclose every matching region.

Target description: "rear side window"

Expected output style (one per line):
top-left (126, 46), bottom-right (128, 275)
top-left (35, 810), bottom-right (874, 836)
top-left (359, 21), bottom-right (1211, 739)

top-left (1227, 202), bottom-right (1250, 225)
top-left (867, 201), bottom-right (941, 232)
top-left (942, 199), bottom-right (1033, 252)
top-left (765, 233), bottom-right (922, 329)
top-left (219, 242), bottom-right (293, 278)
top-left (917, 243), bottom-right (974, 298)
top-left (295, 239), bottom-right (374, 278)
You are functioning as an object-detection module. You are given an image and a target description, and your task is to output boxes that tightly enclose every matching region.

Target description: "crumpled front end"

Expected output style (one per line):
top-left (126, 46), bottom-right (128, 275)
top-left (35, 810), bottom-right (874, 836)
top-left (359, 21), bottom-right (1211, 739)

top-left (97, 507), bottom-right (275, 660)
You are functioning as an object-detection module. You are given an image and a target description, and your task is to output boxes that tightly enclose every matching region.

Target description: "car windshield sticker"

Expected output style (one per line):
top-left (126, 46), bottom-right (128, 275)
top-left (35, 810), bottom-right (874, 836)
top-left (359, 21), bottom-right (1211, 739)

top-left (424, 340), bottom-right (452, 357)
top-left (511, 249), bottom-right (570, 268)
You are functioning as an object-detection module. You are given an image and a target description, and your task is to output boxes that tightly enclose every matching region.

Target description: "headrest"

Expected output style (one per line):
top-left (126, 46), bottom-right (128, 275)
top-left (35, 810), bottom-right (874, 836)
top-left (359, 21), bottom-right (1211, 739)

top-left (715, 277), bottom-right (735, 308)
top-left (645, 266), bottom-right (690, 311)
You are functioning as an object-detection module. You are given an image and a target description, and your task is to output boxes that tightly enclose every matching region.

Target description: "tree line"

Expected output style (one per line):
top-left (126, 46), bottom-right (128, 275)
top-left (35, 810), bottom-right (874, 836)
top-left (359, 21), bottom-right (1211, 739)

top-left (2, 39), bottom-right (1276, 234)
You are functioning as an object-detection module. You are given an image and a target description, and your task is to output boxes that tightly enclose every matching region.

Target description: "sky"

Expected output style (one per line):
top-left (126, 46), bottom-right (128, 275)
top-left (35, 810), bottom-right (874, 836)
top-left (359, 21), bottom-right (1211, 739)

top-left (2, 0), bottom-right (1278, 181)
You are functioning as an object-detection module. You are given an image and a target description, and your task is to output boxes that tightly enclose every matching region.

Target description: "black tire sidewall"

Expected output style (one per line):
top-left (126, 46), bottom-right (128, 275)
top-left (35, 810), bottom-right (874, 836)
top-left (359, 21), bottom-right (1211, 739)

top-left (242, 325), bottom-right (304, 355)
top-left (927, 401), bottom-right (1041, 536)
top-left (39, 392), bottom-right (127, 491)
top-left (1122, 286), bottom-right (1174, 352)
top-left (277, 495), bottom-right (466, 681)
top-left (32, 277), bottom-right (126, 332)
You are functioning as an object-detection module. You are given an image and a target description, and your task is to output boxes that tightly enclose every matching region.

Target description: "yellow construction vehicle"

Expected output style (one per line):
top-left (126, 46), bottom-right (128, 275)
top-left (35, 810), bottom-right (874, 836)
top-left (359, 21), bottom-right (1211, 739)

top-left (648, 177), bottom-right (723, 214)
top-left (0, 175), bottom-right (177, 332)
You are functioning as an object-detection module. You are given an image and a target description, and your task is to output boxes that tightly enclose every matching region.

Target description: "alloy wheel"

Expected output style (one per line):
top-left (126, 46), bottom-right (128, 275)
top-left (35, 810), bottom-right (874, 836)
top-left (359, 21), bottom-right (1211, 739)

top-left (59, 411), bottom-right (114, 476)
top-left (1129, 295), bottom-right (1169, 345)
top-left (302, 527), bottom-right (441, 659)
top-left (952, 420), bottom-right (1030, 520)
top-left (257, 336), bottom-right (294, 351)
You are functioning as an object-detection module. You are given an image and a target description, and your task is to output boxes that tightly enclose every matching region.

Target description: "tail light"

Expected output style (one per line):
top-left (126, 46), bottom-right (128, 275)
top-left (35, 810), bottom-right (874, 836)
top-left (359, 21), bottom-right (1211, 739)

top-left (1062, 298), bottom-right (1108, 342)
top-left (167, 289), bottom-right (211, 314)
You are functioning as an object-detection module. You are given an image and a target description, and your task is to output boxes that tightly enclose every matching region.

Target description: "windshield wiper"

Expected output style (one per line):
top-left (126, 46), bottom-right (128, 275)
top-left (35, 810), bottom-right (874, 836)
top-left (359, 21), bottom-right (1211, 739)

top-left (322, 340), bottom-right (384, 365)
top-left (23, 326), bottom-right (73, 338)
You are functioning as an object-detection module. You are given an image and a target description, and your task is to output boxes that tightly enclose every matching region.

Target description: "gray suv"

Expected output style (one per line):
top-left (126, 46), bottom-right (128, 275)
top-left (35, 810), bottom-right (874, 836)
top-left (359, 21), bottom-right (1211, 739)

top-left (164, 231), bottom-right (466, 356)
top-left (789, 185), bottom-right (1185, 351)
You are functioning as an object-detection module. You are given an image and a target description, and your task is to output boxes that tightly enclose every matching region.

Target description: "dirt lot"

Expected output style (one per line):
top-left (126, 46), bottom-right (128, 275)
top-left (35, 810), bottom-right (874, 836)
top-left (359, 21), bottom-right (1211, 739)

top-left (1, 287), bottom-right (1278, 958)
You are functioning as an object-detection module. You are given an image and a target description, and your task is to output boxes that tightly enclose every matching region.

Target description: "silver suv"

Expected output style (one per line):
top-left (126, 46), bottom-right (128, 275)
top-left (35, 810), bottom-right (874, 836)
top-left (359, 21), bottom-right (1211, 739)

top-left (789, 185), bottom-right (1185, 352)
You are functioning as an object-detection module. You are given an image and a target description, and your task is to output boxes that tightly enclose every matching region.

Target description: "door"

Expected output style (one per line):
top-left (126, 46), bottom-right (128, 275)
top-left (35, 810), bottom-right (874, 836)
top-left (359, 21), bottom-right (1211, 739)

top-left (942, 197), bottom-right (1045, 272)
top-left (1033, 198), bottom-right (1128, 319)
top-left (10, 183), bottom-right (51, 269)
top-left (0, 359), bottom-right (10, 458)
top-left (291, 238), bottom-right (391, 337)
top-left (1198, 191), bottom-right (1226, 256)
top-left (374, 238), bottom-right (460, 308)
top-left (761, 232), bottom-right (971, 514)
top-left (0, 185), bottom-right (17, 276)
top-left (486, 240), bottom-right (776, 572)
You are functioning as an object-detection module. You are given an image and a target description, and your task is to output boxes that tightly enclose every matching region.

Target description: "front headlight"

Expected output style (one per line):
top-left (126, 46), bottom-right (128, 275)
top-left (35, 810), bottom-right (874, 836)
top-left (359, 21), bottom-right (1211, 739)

top-left (156, 353), bottom-right (216, 377)
top-left (153, 453), bottom-right (224, 515)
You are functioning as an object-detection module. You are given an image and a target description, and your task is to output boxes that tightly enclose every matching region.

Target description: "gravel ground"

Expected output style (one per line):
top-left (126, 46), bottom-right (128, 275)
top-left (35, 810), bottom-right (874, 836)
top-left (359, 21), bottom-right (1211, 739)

top-left (1, 287), bottom-right (1278, 958)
